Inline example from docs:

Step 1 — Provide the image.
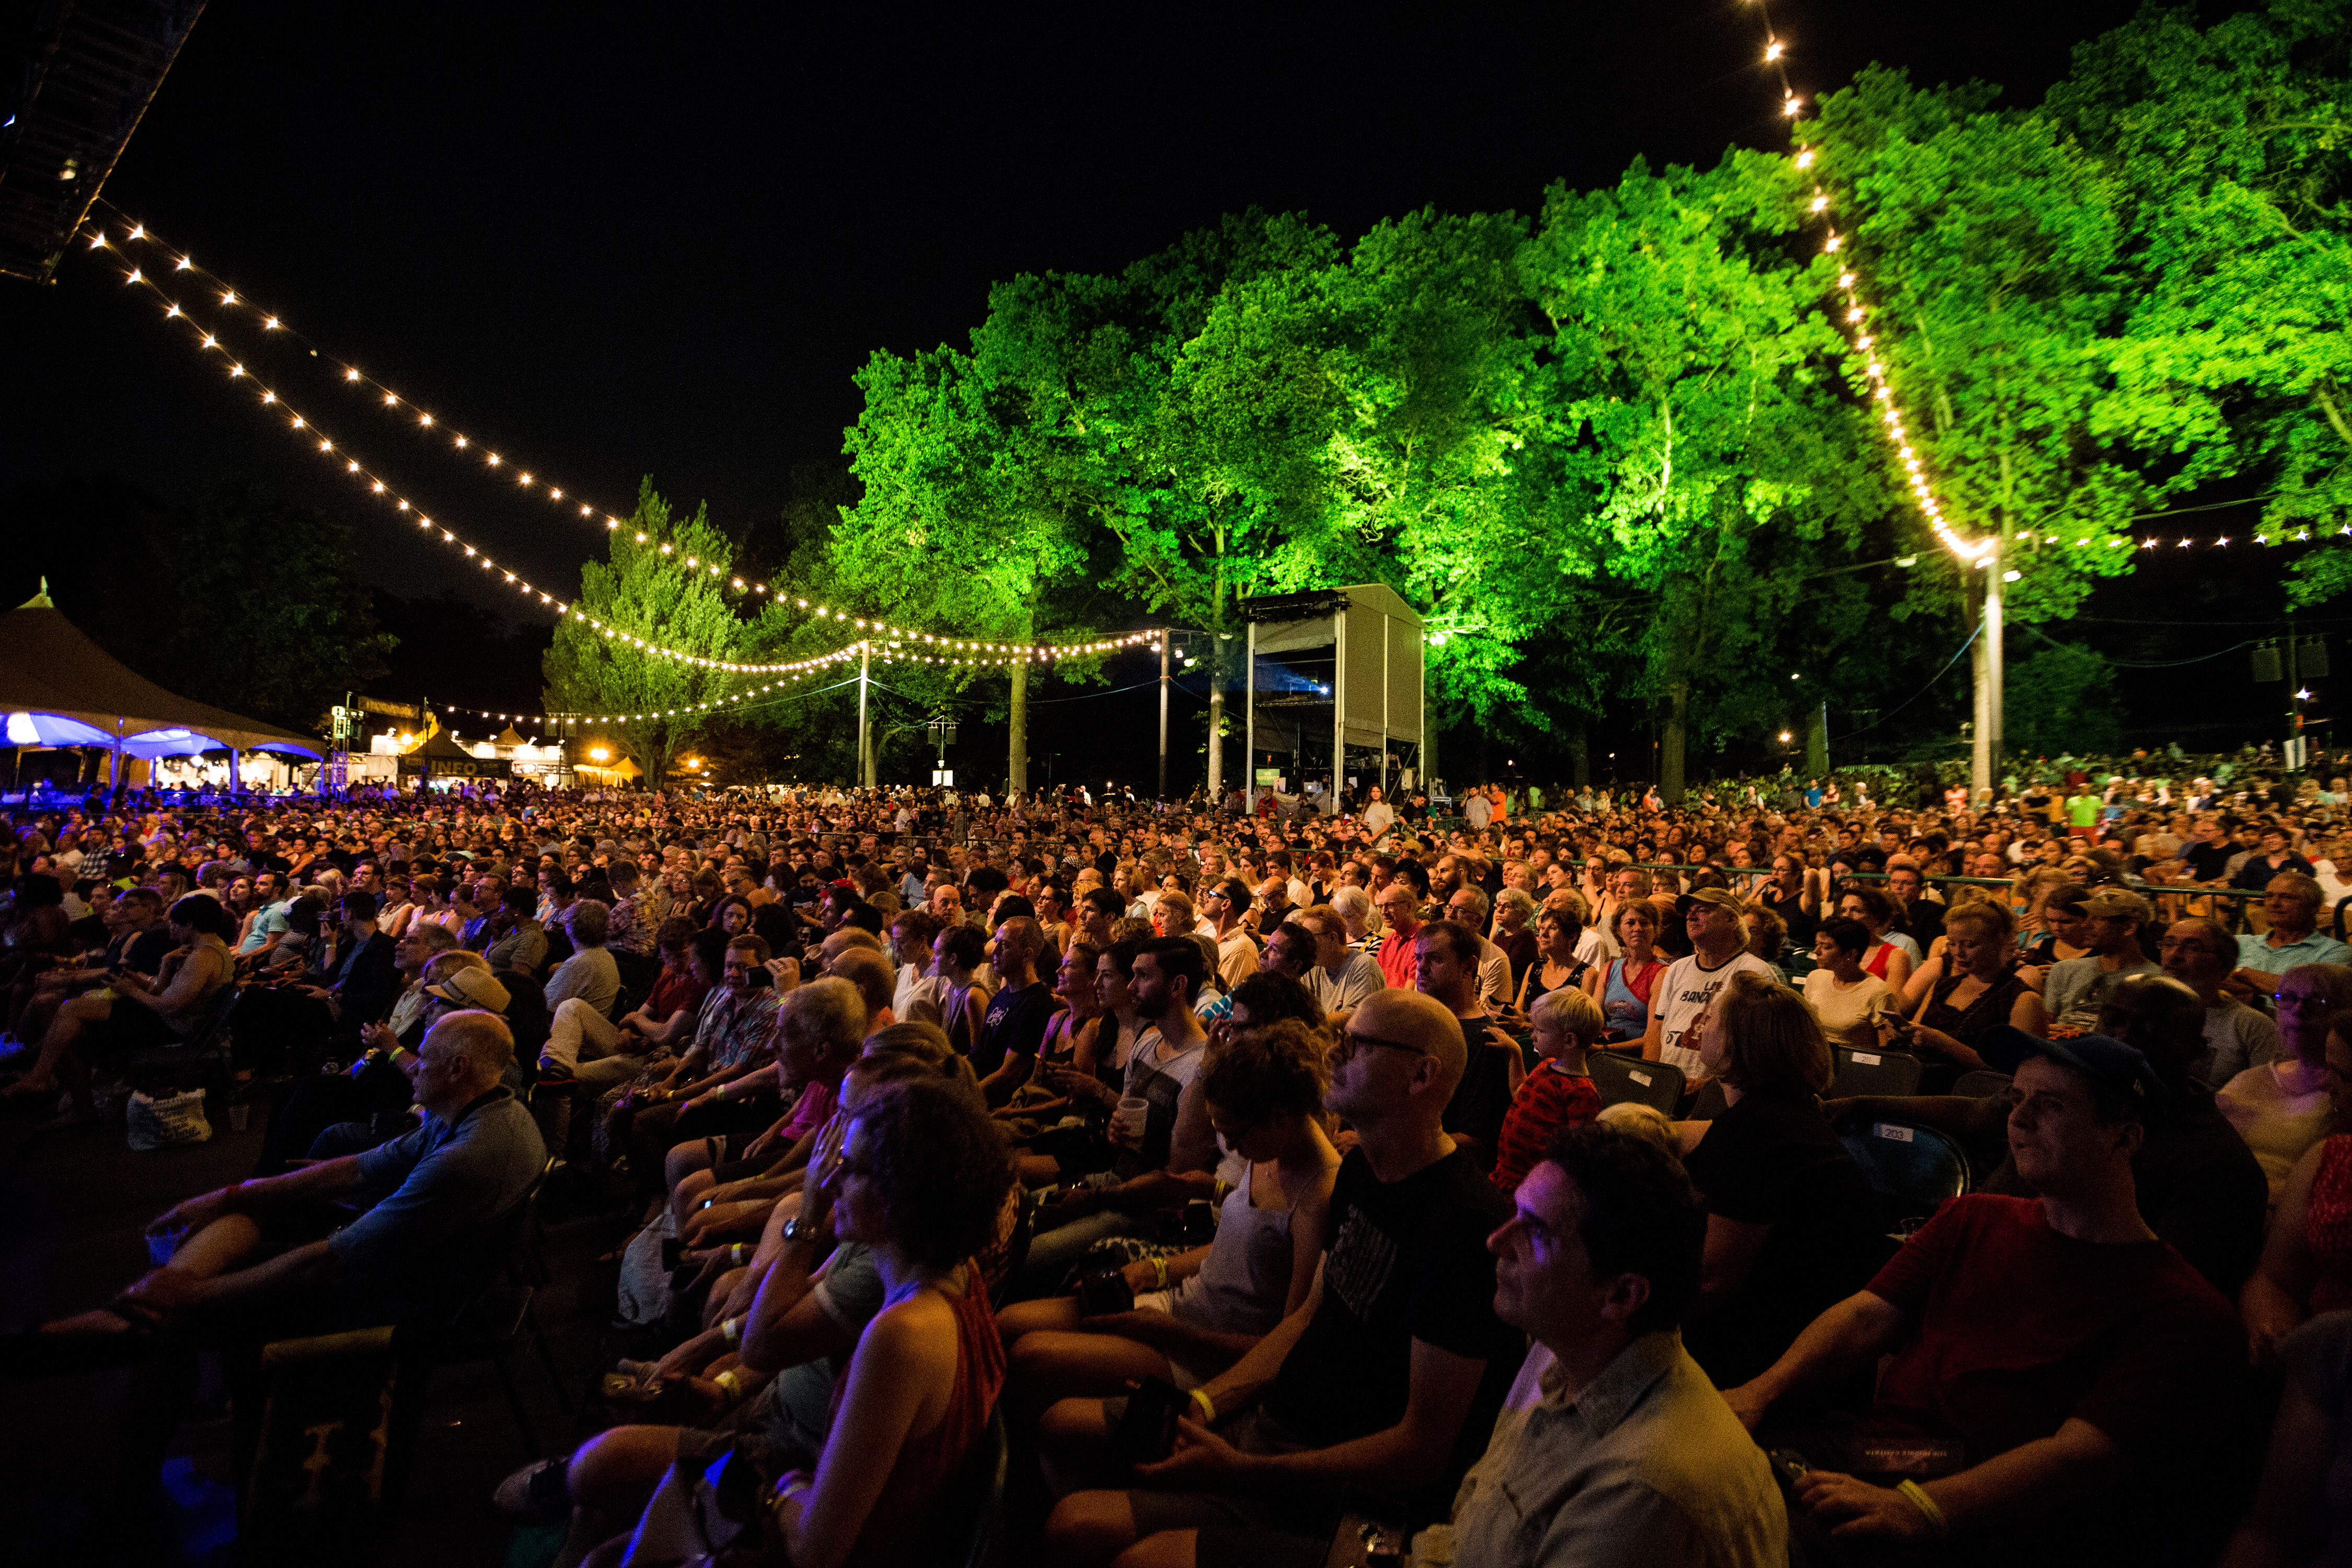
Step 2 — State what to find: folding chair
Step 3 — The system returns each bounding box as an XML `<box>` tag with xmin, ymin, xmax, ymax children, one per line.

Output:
<box><xmin>1588</xmin><ymin>1052</ymin><xmax>1685</xmax><ymax>1117</ymax></box>
<box><xmin>1950</xmin><ymin>1069</ymin><xmax>2014</xmax><ymax>1101</ymax></box>
<box><xmin>1840</xmin><ymin>1120</ymin><xmax>1969</xmax><ymax>1228</ymax></box>
<box><xmin>1828</xmin><ymin>1046</ymin><xmax>1924</xmax><ymax>1099</ymax></box>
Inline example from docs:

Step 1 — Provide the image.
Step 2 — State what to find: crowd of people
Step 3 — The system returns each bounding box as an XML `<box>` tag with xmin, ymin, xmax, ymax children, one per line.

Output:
<box><xmin>7</xmin><ymin>758</ymin><xmax>2352</xmax><ymax>1565</ymax></box>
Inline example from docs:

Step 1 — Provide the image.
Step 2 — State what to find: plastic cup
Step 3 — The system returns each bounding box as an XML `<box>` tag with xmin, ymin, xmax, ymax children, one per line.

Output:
<box><xmin>1115</xmin><ymin>1096</ymin><xmax>1150</xmax><ymax>1148</ymax></box>
<box><xmin>147</xmin><ymin>1226</ymin><xmax>188</xmax><ymax>1267</ymax></box>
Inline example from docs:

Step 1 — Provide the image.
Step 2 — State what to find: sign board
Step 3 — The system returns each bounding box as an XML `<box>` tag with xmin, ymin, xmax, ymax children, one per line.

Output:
<box><xmin>1255</xmin><ymin>768</ymin><xmax>1282</xmax><ymax>786</ymax></box>
<box><xmin>931</xmin><ymin>768</ymin><xmax>955</xmax><ymax>786</ymax></box>
<box><xmin>354</xmin><ymin>696</ymin><xmax>422</xmax><ymax>721</ymax></box>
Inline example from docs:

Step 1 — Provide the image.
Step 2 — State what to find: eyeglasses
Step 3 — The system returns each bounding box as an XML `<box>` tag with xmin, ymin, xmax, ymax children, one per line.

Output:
<box><xmin>2276</xmin><ymin>990</ymin><xmax>2336</xmax><ymax>1011</ymax></box>
<box><xmin>1333</xmin><ymin>1029</ymin><xmax>1431</xmax><ymax>1062</ymax></box>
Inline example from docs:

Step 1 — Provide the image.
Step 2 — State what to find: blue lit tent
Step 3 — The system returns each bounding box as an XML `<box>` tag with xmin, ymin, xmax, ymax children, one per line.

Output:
<box><xmin>0</xmin><ymin>582</ymin><xmax>326</xmax><ymax>782</ymax></box>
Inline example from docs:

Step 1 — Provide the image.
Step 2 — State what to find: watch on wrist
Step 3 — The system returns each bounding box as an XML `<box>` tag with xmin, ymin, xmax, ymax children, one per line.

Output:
<box><xmin>780</xmin><ymin>1215</ymin><xmax>813</xmax><ymax>1243</ymax></box>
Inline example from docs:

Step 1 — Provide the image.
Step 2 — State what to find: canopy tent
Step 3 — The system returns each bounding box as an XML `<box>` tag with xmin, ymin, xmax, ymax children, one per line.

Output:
<box><xmin>396</xmin><ymin>729</ymin><xmax>512</xmax><ymax>780</ymax></box>
<box><xmin>0</xmin><ymin>583</ymin><xmax>327</xmax><ymax>764</ymax></box>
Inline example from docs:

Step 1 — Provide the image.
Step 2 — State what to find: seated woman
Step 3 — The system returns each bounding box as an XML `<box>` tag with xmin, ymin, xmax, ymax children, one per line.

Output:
<box><xmin>1513</xmin><ymin>906</ymin><xmax>1590</xmax><ymax>1020</ymax></box>
<box><xmin>1489</xmin><ymin>986</ymin><xmax>1605</xmax><ymax>1195</ymax></box>
<box><xmin>1007</xmin><ymin>1018</ymin><xmax>1338</xmax><ymax>1417</ymax></box>
<box><xmin>2243</xmin><ymin>1011</ymin><xmax>2352</xmax><ymax>1365</ymax></box>
<box><xmin>1834</xmin><ymin>886</ymin><xmax>1916</xmax><ymax>996</ymax></box>
<box><xmin>518</xmin><ymin>1068</ymin><xmax>1011</xmax><ymax>1568</ymax></box>
<box><xmin>2220</xmin><ymin>964</ymin><xmax>2352</xmax><ymax>1207</ymax></box>
<box><xmin>1898</xmin><ymin>901</ymin><xmax>2046</xmax><ymax>1084</ymax></box>
<box><xmin>4</xmin><ymin>894</ymin><xmax>236</xmax><ymax>1120</ymax></box>
<box><xmin>1800</xmin><ymin>917</ymin><xmax>1895</xmax><ymax>1050</ymax></box>
<box><xmin>1675</xmin><ymin>970</ymin><xmax>1883</xmax><ymax>1389</ymax></box>
<box><xmin>1584</xmin><ymin>900</ymin><xmax>1666</xmax><ymax>1048</ymax></box>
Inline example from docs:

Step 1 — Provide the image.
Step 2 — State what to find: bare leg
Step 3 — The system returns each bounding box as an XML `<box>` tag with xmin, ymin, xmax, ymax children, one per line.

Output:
<box><xmin>670</xmin><ymin>1166</ymin><xmax>717</xmax><ymax>1232</ymax></box>
<box><xmin>555</xmin><ymin>1424</ymin><xmax>684</xmax><ymax>1568</ymax></box>
<box><xmin>1010</xmin><ymin>1329</ymin><xmax>1171</xmax><ymax>1419</ymax></box>
<box><xmin>5</xmin><ymin>993</ymin><xmax>108</xmax><ymax>1097</ymax></box>
<box><xmin>41</xmin><ymin>1214</ymin><xmax>264</xmax><ymax>1333</ymax></box>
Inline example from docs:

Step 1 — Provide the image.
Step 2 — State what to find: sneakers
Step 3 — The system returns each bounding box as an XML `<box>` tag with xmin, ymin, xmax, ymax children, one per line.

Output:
<box><xmin>491</xmin><ymin>1455</ymin><xmax>573</xmax><ymax>1522</ymax></box>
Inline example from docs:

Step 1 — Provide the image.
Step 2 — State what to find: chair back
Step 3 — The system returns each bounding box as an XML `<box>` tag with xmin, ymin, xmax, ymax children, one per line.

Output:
<box><xmin>1840</xmin><ymin>1120</ymin><xmax>1969</xmax><ymax>1219</ymax></box>
<box><xmin>1829</xmin><ymin>1045</ymin><xmax>1924</xmax><ymax>1099</ymax></box>
<box><xmin>1588</xmin><ymin>1051</ymin><xmax>1685</xmax><ymax>1116</ymax></box>
<box><xmin>956</xmin><ymin>1403</ymin><xmax>1011</xmax><ymax>1568</ymax></box>
<box><xmin>1950</xmin><ymin>1068</ymin><xmax>2014</xmax><ymax>1101</ymax></box>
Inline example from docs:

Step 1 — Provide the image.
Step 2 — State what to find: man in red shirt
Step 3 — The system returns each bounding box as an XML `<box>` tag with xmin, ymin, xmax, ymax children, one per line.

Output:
<box><xmin>1373</xmin><ymin>880</ymin><xmax>1423</xmax><ymax>991</ymax></box>
<box><xmin>1722</xmin><ymin>1028</ymin><xmax>2245</xmax><ymax>1567</ymax></box>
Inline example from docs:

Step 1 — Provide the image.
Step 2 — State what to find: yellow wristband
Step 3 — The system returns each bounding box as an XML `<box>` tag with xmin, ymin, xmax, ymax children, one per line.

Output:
<box><xmin>730</xmin><ymin>1243</ymin><xmax>748</xmax><ymax>1266</ymax></box>
<box><xmin>720</xmin><ymin>1316</ymin><xmax>741</xmax><ymax>1345</ymax></box>
<box><xmin>1896</xmin><ymin>1480</ymin><xmax>1948</xmax><ymax>1537</ymax></box>
<box><xmin>1189</xmin><ymin>1388</ymin><xmax>1217</xmax><ymax>1426</ymax></box>
<box><xmin>1151</xmin><ymin>1255</ymin><xmax>1169</xmax><ymax>1289</ymax></box>
<box><xmin>714</xmin><ymin>1370</ymin><xmax>745</xmax><ymax>1406</ymax></box>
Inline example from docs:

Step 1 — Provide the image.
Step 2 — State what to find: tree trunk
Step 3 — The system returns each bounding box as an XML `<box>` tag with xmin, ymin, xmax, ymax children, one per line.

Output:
<box><xmin>1567</xmin><ymin>720</ymin><xmax>1590</xmax><ymax>788</ymax></box>
<box><xmin>1805</xmin><ymin>701</ymin><xmax>1829</xmax><ymax>777</ymax></box>
<box><xmin>1008</xmin><ymin>660</ymin><xmax>1029</xmax><ymax>798</ymax></box>
<box><xmin>1661</xmin><ymin>679</ymin><xmax>1689</xmax><ymax>805</ymax></box>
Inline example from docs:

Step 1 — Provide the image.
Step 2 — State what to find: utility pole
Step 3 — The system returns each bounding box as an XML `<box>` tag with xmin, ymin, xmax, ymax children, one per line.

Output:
<box><xmin>1969</xmin><ymin>539</ymin><xmax>2005</xmax><ymax>803</ymax></box>
<box><xmin>856</xmin><ymin>641</ymin><xmax>872</xmax><ymax>788</ymax></box>
<box><xmin>1158</xmin><ymin>631</ymin><xmax>1170</xmax><ymax>801</ymax></box>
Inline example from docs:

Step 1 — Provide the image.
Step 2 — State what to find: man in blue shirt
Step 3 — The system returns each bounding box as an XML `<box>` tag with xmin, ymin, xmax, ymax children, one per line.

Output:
<box><xmin>113</xmin><ymin>1010</ymin><xmax>545</xmax><ymax>1330</ymax></box>
<box><xmin>2232</xmin><ymin>871</ymin><xmax>2352</xmax><ymax>995</ymax></box>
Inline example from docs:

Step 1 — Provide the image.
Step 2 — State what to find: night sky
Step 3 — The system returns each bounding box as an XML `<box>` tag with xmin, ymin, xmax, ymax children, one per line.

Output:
<box><xmin>2</xmin><ymin>0</ymin><xmax>2293</xmax><ymax>773</ymax></box>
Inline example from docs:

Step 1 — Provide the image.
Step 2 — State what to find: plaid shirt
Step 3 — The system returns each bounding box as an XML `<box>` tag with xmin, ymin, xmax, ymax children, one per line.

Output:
<box><xmin>696</xmin><ymin>985</ymin><xmax>782</xmax><ymax>1073</ymax></box>
<box><xmin>606</xmin><ymin>891</ymin><xmax>655</xmax><ymax>958</ymax></box>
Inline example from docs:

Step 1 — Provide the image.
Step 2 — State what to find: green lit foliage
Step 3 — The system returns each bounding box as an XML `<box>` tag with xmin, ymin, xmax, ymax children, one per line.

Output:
<box><xmin>543</xmin><ymin>478</ymin><xmax>744</xmax><ymax>784</ymax></box>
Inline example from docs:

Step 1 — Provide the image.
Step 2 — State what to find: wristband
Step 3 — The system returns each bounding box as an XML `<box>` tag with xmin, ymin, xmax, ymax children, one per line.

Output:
<box><xmin>1189</xmin><ymin>1388</ymin><xmax>1217</xmax><ymax>1425</ymax></box>
<box><xmin>1151</xmin><ymin>1254</ymin><xmax>1169</xmax><ymax>1289</ymax></box>
<box><xmin>730</xmin><ymin>1243</ymin><xmax>748</xmax><ymax>1266</ymax></box>
<box><xmin>714</xmin><ymin>1369</ymin><xmax>745</xmax><ymax>1406</ymax></box>
<box><xmin>1896</xmin><ymin>1480</ymin><xmax>1947</xmax><ymax>1537</ymax></box>
<box><xmin>720</xmin><ymin>1315</ymin><xmax>742</xmax><ymax>1345</ymax></box>
<box><xmin>715</xmin><ymin>1081</ymin><xmax>730</xmax><ymax>1100</ymax></box>
<box><xmin>776</xmin><ymin>1476</ymin><xmax>811</xmax><ymax>1505</ymax></box>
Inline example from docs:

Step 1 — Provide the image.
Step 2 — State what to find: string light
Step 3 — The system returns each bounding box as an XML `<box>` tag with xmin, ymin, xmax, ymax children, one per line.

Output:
<box><xmin>1749</xmin><ymin>5</ymin><xmax>1990</xmax><ymax>566</ymax></box>
<box><xmin>89</xmin><ymin>207</ymin><xmax>1178</xmax><ymax>653</ymax></box>
<box><xmin>99</xmin><ymin>262</ymin><xmax>883</xmax><ymax>675</ymax></box>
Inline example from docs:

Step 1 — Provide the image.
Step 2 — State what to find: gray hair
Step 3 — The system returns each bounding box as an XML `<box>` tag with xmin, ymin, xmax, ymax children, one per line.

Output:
<box><xmin>1494</xmin><ymin>886</ymin><xmax>1537</xmax><ymax>922</ymax></box>
<box><xmin>568</xmin><ymin>898</ymin><xmax>610</xmax><ymax>946</ymax></box>
<box><xmin>1330</xmin><ymin>885</ymin><xmax>1373</xmax><ymax>921</ymax></box>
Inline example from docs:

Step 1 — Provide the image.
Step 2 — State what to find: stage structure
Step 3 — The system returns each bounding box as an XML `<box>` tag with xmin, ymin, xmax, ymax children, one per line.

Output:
<box><xmin>1240</xmin><ymin>585</ymin><xmax>1425</xmax><ymax>811</ymax></box>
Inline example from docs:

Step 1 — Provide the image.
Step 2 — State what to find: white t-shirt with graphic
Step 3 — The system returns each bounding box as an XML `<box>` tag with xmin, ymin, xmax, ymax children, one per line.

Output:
<box><xmin>1650</xmin><ymin>950</ymin><xmax>1778</xmax><ymax>1076</ymax></box>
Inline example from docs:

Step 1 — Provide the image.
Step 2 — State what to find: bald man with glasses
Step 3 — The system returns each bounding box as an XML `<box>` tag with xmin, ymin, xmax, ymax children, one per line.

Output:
<box><xmin>1047</xmin><ymin>989</ymin><xmax>1520</xmax><ymax>1568</ymax></box>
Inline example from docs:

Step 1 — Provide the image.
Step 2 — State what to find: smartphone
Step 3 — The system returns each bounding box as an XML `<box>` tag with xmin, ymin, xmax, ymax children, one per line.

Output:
<box><xmin>1113</xmin><ymin>1376</ymin><xmax>1187</xmax><ymax>1466</ymax></box>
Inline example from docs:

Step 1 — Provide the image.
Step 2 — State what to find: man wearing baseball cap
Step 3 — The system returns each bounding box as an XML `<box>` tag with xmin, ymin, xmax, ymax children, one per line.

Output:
<box><xmin>1642</xmin><ymin>887</ymin><xmax>1775</xmax><ymax>1077</ymax></box>
<box><xmin>1724</xmin><ymin>1025</ymin><xmax>2245</xmax><ymax>1565</ymax></box>
<box><xmin>2042</xmin><ymin>887</ymin><xmax>2160</xmax><ymax>1030</ymax></box>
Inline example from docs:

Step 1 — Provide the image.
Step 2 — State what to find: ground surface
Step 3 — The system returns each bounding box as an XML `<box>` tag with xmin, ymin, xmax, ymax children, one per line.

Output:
<box><xmin>0</xmin><ymin>1093</ymin><xmax>623</xmax><ymax>1564</ymax></box>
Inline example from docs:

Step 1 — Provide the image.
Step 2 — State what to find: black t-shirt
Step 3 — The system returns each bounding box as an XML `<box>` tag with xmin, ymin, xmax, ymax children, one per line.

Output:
<box><xmin>116</xmin><ymin>926</ymin><xmax>175</xmax><ymax>977</ymax></box>
<box><xmin>2182</xmin><ymin>841</ymin><xmax>2235</xmax><ymax>882</ymax></box>
<box><xmin>1440</xmin><ymin>1014</ymin><xmax>1514</xmax><ymax>1170</ymax></box>
<box><xmin>1759</xmin><ymin>885</ymin><xmax>1817</xmax><ymax>948</ymax></box>
<box><xmin>1680</xmin><ymin>1089</ymin><xmax>1883</xmax><ymax>1388</ymax></box>
<box><xmin>973</xmin><ymin>980</ymin><xmax>1056</xmax><ymax>1078</ymax></box>
<box><xmin>1268</xmin><ymin>1147</ymin><xmax>1519</xmax><ymax>1521</ymax></box>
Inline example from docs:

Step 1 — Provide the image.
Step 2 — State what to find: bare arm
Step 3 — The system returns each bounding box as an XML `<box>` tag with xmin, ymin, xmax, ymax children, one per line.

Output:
<box><xmin>1722</xmin><ymin>1289</ymin><xmax>1911</xmax><ymax>1431</ymax></box>
<box><xmin>775</xmin><ymin>1298</ymin><xmax>959</xmax><ymax>1568</ymax></box>
<box><xmin>2245</xmin><ymin>1140</ymin><xmax>2325</xmax><ymax>1365</ymax></box>
<box><xmin>2221</xmin><ymin>1378</ymin><xmax>2335</xmax><ymax>1568</ymax></box>
<box><xmin>1689</xmin><ymin>1215</ymin><xmax>1773</xmax><ymax>1318</ymax></box>
<box><xmin>1146</xmin><ymin>1334</ymin><xmax>1494</xmax><ymax>1499</ymax></box>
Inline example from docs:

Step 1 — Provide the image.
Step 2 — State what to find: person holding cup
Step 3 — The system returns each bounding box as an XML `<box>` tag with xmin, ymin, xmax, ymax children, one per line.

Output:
<box><xmin>1020</xmin><ymin>937</ymin><xmax>1214</xmax><ymax>1292</ymax></box>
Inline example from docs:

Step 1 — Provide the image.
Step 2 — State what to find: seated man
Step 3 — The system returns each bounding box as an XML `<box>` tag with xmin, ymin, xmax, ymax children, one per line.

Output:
<box><xmin>60</xmin><ymin>1010</ymin><xmax>544</xmax><ymax>1342</ymax></box>
<box><xmin>1453</xmin><ymin>1121</ymin><xmax>1786</xmax><ymax>1566</ymax></box>
<box><xmin>1044</xmin><ymin>988</ymin><xmax>1523</xmax><ymax>1568</ymax></box>
<box><xmin>2230</xmin><ymin>871</ymin><xmax>2352</xmax><ymax>998</ymax></box>
<box><xmin>1726</xmin><ymin>1029</ymin><xmax>2247</xmax><ymax>1567</ymax></box>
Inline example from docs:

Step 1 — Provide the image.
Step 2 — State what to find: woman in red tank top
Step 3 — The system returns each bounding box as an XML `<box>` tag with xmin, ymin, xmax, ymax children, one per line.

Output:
<box><xmin>767</xmin><ymin>1078</ymin><xmax>1009</xmax><ymax>1568</ymax></box>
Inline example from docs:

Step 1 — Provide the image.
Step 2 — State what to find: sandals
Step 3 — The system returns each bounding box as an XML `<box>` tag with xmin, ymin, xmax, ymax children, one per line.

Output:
<box><xmin>492</xmin><ymin>1455</ymin><xmax>573</xmax><ymax>1521</ymax></box>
